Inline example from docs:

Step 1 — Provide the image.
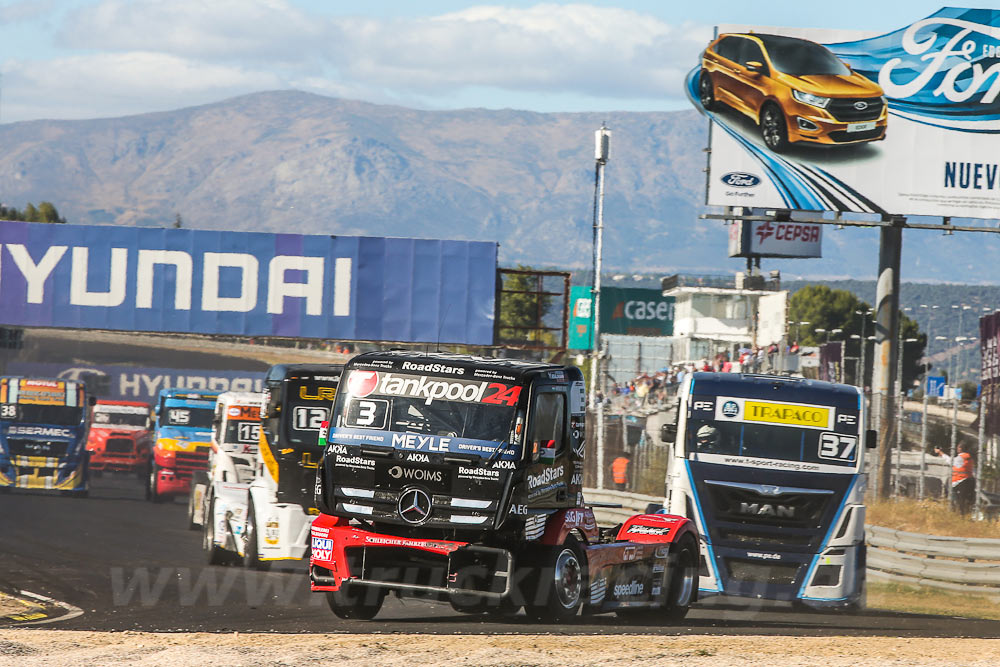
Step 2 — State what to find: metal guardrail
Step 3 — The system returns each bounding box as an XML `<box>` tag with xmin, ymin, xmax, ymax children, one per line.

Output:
<box><xmin>866</xmin><ymin>525</ymin><xmax>1000</xmax><ymax>596</ymax></box>
<box><xmin>587</xmin><ymin>488</ymin><xmax>1000</xmax><ymax>597</ymax></box>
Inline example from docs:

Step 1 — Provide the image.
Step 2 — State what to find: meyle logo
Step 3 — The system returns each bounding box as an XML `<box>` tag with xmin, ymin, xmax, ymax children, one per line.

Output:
<box><xmin>722</xmin><ymin>172</ymin><xmax>761</xmax><ymax>188</ymax></box>
<box><xmin>7</xmin><ymin>426</ymin><xmax>73</xmax><ymax>438</ymax></box>
<box><xmin>388</xmin><ymin>465</ymin><xmax>443</xmax><ymax>483</ymax></box>
<box><xmin>527</xmin><ymin>465</ymin><xmax>564</xmax><ymax>489</ymax></box>
<box><xmin>614</xmin><ymin>581</ymin><xmax>644</xmax><ymax>597</ymax></box>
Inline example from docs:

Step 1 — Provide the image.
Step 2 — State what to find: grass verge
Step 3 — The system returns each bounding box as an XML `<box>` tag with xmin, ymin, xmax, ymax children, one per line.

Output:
<box><xmin>869</xmin><ymin>581</ymin><xmax>1000</xmax><ymax>620</ymax></box>
<box><xmin>867</xmin><ymin>497</ymin><xmax>1000</xmax><ymax>538</ymax></box>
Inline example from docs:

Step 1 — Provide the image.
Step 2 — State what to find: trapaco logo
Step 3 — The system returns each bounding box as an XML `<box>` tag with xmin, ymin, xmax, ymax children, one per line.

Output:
<box><xmin>721</xmin><ymin>172</ymin><xmax>761</xmax><ymax>188</ymax></box>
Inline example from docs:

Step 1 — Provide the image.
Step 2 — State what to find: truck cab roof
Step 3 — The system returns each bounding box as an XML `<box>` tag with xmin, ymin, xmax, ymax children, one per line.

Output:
<box><xmin>345</xmin><ymin>351</ymin><xmax>573</xmax><ymax>385</ymax></box>
<box><xmin>265</xmin><ymin>364</ymin><xmax>344</xmax><ymax>382</ymax></box>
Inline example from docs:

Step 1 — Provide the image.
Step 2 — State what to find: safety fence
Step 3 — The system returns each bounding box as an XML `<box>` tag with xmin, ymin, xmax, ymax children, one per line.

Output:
<box><xmin>585</xmin><ymin>488</ymin><xmax>1000</xmax><ymax>599</ymax></box>
<box><xmin>866</xmin><ymin>525</ymin><xmax>1000</xmax><ymax>597</ymax></box>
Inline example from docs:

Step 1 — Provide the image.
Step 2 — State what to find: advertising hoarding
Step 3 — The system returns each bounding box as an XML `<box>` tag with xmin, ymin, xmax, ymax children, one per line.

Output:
<box><xmin>567</xmin><ymin>286</ymin><xmax>675</xmax><ymax>351</ymax></box>
<box><xmin>727</xmin><ymin>218</ymin><xmax>822</xmax><ymax>258</ymax></box>
<box><xmin>981</xmin><ymin>312</ymin><xmax>1000</xmax><ymax>435</ymax></box>
<box><xmin>691</xmin><ymin>8</ymin><xmax>1000</xmax><ymax>218</ymax></box>
<box><xmin>0</xmin><ymin>221</ymin><xmax>496</xmax><ymax>345</ymax></box>
<box><xmin>6</xmin><ymin>361</ymin><xmax>264</xmax><ymax>402</ymax></box>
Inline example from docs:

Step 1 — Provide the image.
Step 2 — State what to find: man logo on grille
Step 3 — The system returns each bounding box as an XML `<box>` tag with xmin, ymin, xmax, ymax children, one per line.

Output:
<box><xmin>397</xmin><ymin>487</ymin><xmax>432</xmax><ymax>525</ymax></box>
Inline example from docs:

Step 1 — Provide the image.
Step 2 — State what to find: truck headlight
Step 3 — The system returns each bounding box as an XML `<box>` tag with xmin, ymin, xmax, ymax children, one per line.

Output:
<box><xmin>792</xmin><ymin>90</ymin><xmax>831</xmax><ymax>109</ymax></box>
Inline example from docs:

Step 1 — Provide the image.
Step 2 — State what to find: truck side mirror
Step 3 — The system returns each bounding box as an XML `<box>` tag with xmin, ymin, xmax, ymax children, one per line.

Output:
<box><xmin>660</xmin><ymin>423</ymin><xmax>677</xmax><ymax>443</ymax></box>
<box><xmin>865</xmin><ymin>429</ymin><xmax>877</xmax><ymax>449</ymax></box>
<box><xmin>88</xmin><ymin>396</ymin><xmax>97</xmax><ymax>406</ymax></box>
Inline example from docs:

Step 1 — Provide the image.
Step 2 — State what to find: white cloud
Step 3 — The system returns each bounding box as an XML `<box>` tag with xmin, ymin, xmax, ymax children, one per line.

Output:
<box><xmin>59</xmin><ymin>0</ymin><xmax>327</xmax><ymax>62</ymax></box>
<box><xmin>3</xmin><ymin>2</ymin><xmax>711</xmax><ymax>121</ymax></box>
<box><xmin>6</xmin><ymin>52</ymin><xmax>283</xmax><ymax>120</ymax></box>
<box><xmin>0</xmin><ymin>0</ymin><xmax>54</xmax><ymax>24</ymax></box>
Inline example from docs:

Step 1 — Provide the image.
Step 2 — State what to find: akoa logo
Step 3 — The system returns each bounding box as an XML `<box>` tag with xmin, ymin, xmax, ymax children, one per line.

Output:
<box><xmin>721</xmin><ymin>172</ymin><xmax>761</xmax><ymax>188</ymax></box>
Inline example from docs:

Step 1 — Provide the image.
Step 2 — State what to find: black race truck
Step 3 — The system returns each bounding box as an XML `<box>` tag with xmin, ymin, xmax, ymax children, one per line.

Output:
<box><xmin>309</xmin><ymin>351</ymin><xmax>699</xmax><ymax>621</ymax></box>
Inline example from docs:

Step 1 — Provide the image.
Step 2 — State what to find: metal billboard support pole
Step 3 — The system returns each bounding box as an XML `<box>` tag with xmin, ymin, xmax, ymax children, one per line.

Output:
<box><xmin>872</xmin><ymin>221</ymin><xmax>903</xmax><ymax>499</ymax></box>
<box><xmin>919</xmin><ymin>376</ymin><xmax>930</xmax><ymax>499</ymax></box>
<box><xmin>977</xmin><ymin>397</ymin><xmax>986</xmax><ymax>518</ymax></box>
<box><xmin>591</xmin><ymin>125</ymin><xmax>610</xmax><ymax>489</ymax></box>
<box><xmin>949</xmin><ymin>391</ymin><xmax>958</xmax><ymax>502</ymax></box>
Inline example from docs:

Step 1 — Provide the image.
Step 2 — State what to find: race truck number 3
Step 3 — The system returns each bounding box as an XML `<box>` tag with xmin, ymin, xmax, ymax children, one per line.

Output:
<box><xmin>293</xmin><ymin>406</ymin><xmax>328</xmax><ymax>431</ymax></box>
<box><xmin>344</xmin><ymin>399</ymin><xmax>389</xmax><ymax>429</ymax></box>
<box><xmin>818</xmin><ymin>432</ymin><xmax>857</xmax><ymax>462</ymax></box>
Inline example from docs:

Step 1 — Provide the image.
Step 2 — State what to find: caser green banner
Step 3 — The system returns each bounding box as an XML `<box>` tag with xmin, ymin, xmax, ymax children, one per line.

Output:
<box><xmin>568</xmin><ymin>286</ymin><xmax>674</xmax><ymax>350</ymax></box>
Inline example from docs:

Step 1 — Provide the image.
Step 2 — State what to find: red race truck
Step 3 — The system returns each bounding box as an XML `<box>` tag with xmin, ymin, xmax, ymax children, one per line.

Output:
<box><xmin>86</xmin><ymin>400</ymin><xmax>152</xmax><ymax>477</ymax></box>
<box><xmin>310</xmin><ymin>352</ymin><xmax>699</xmax><ymax>621</ymax></box>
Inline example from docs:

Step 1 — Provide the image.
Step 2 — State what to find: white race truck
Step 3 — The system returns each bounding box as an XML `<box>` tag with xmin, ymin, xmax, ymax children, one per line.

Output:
<box><xmin>189</xmin><ymin>391</ymin><xmax>263</xmax><ymax>563</ymax></box>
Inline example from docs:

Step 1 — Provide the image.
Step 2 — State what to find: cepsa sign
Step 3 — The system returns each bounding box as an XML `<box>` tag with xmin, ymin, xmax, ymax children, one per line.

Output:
<box><xmin>0</xmin><ymin>220</ymin><xmax>497</xmax><ymax>344</ymax></box>
<box><xmin>728</xmin><ymin>218</ymin><xmax>822</xmax><ymax>258</ymax></box>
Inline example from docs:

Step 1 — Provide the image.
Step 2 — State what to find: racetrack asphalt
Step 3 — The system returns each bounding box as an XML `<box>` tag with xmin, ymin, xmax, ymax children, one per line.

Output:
<box><xmin>1</xmin><ymin>335</ymin><xmax>998</xmax><ymax>637</ymax></box>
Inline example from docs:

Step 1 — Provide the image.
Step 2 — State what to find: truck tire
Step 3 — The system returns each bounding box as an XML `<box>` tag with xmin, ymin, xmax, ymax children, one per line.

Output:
<box><xmin>187</xmin><ymin>473</ymin><xmax>208</xmax><ymax>530</ymax></box>
<box><xmin>662</xmin><ymin>534</ymin><xmax>699</xmax><ymax>621</ymax></box>
<box><xmin>205</xmin><ymin>497</ymin><xmax>229</xmax><ymax>566</ymax></box>
<box><xmin>243</xmin><ymin>500</ymin><xmax>271</xmax><ymax>572</ymax></box>
<box><xmin>147</xmin><ymin>463</ymin><xmax>164</xmax><ymax>504</ymax></box>
<box><xmin>524</xmin><ymin>535</ymin><xmax>586</xmax><ymax>623</ymax></box>
<box><xmin>326</xmin><ymin>584</ymin><xmax>385</xmax><ymax>620</ymax></box>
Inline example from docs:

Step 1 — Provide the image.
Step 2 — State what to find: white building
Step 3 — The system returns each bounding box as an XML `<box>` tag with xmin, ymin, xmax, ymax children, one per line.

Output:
<box><xmin>661</xmin><ymin>273</ymin><xmax>788</xmax><ymax>364</ymax></box>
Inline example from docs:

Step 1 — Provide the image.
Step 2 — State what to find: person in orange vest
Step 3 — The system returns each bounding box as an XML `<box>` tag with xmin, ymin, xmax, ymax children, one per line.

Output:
<box><xmin>935</xmin><ymin>442</ymin><xmax>975</xmax><ymax>515</ymax></box>
<box><xmin>611</xmin><ymin>455</ymin><xmax>630</xmax><ymax>491</ymax></box>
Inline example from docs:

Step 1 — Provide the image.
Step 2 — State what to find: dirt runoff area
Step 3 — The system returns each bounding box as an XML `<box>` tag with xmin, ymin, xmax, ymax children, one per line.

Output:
<box><xmin>1</xmin><ymin>631</ymin><xmax>999</xmax><ymax>666</ymax></box>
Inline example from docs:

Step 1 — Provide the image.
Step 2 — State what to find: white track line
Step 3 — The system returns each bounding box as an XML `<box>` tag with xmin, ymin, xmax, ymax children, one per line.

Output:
<box><xmin>14</xmin><ymin>590</ymin><xmax>84</xmax><ymax>625</ymax></box>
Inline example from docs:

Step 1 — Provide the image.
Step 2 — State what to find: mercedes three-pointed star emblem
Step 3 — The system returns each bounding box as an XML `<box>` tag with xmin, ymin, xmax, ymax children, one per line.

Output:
<box><xmin>397</xmin><ymin>487</ymin><xmax>432</xmax><ymax>525</ymax></box>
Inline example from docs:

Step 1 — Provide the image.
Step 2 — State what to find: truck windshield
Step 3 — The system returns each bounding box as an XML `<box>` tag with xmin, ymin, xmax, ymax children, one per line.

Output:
<box><xmin>284</xmin><ymin>379</ymin><xmax>337</xmax><ymax>446</ymax></box>
<box><xmin>92</xmin><ymin>408</ymin><xmax>148</xmax><ymax>428</ymax></box>
<box><xmin>161</xmin><ymin>404</ymin><xmax>214</xmax><ymax>429</ymax></box>
<box><xmin>1</xmin><ymin>403</ymin><xmax>83</xmax><ymax>426</ymax></box>
<box><xmin>686</xmin><ymin>418</ymin><xmax>860</xmax><ymax>470</ymax></box>
<box><xmin>338</xmin><ymin>371</ymin><xmax>519</xmax><ymax>444</ymax></box>
<box><xmin>224</xmin><ymin>419</ymin><xmax>261</xmax><ymax>446</ymax></box>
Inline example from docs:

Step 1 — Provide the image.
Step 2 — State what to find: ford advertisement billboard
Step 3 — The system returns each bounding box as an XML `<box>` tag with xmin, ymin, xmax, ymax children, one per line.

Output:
<box><xmin>692</xmin><ymin>7</ymin><xmax>1000</xmax><ymax>218</ymax></box>
<box><xmin>0</xmin><ymin>221</ymin><xmax>497</xmax><ymax>345</ymax></box>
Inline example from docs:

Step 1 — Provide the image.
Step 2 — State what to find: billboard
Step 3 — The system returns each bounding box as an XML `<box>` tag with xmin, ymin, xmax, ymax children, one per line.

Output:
<box><xmin>567</xmin><ymin>287</ymin><xmax>675</xmax><ymax>350</ymax></box>
<box><xmin>691</xmin><ymin>8</ymin><xmax>1000</xmax><ymax>218</ymax></box>
<box><xmin>6</xmin><ymin>361</ymin><xmax>265</xmax><ymax>403</ymax></box>
<box><xmin>0</xmin><ymin>221</ymin><xmax>496</xmax><ymax>345</ymax></box>
<box><xmin>727</xmin><ymin>218</ymin><xmax>822</xmax><ymax>258</ymax></box>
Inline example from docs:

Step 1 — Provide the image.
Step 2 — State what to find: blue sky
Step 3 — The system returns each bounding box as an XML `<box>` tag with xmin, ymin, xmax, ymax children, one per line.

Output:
<box><xmin>0</xmin><ymin>1</ymin><xmax>972</xmax><ymax>122</ymax></box>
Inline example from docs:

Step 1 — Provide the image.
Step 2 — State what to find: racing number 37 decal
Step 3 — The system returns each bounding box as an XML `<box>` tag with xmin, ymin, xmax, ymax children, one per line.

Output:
<box><xmin>818</xmin><ymin>433</ymin><xmax>857</xmax><ymax>462</ymax></box>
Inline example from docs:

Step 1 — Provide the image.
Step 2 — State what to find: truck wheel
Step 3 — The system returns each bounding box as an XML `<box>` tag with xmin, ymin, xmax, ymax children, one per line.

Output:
<box><xmin>148</xmin><ymin>463</ymin><xmax>164</xmax><ymax>504</ymax></box>
<box><xmin>326</xmin><ymin>584</ymin><xmax>385</xmax><ymax>620</ymax></box>
<box><xmin>663</xmin><ymin>535</ymin><xmax>699</xmax><ymax>621</ymax></box>
<box><xmin>243</xmin><ymin>500</ymin><xmax>271</xmax><ymax>572</ymax></box>
<box><xmin>205</xmin><ymin>497</ymin><xmax>228</xmax><ymax>566</ymax></box>
<box><xmin>524</xmin><ymin>536</ymin><xmax>586</xmax><ymax>623</ymax></box>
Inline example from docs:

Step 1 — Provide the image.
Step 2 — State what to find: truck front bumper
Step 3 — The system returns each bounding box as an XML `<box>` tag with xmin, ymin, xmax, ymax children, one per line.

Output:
<box><xmin>309</xmin><ymin>514</ymin><xmax>513</xmax><ymax>600</ymax></box>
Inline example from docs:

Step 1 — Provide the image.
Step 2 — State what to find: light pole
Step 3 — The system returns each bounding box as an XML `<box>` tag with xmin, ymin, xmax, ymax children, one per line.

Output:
<box><xmin>855</xmin><ymin>308</ymin><xmax>873</xmax><ymax>388</ymax></box>
<box><xmin>916</xmin><ymin>305</ymin><xmax>937</xmax><ymax>500</ymax></box>
<box><xmin>894</xmin><ymin>334</ymin><xmax>919</xmax><ymax>496</ymax></box>
<box><xmin>830</xmin><ymin>328</ymin><xmax>844</xmax><ymax>382</ymax></box>
<box><xmin>590</xmin><ymin>124</ymin><xmax>610</xmax><ymax>488</ymax></box>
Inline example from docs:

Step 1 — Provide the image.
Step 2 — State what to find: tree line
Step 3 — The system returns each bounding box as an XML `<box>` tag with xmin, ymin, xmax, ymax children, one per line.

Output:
<box><xmin>0</xmin><ymin>201</ymin><xmax>67</xmax><ymax>224</ymax></box>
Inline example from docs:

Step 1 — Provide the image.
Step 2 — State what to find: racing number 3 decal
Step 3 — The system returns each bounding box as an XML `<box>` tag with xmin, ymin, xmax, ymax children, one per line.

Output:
<box><xmin>482</xmin><ymin>383</ymin><xmax>521</xmax><ymax>406</ymax></box>
<box><xmin>818</xmin><ymin>432</ymin><xmax>857</xmax><ymax>462</ymax></box>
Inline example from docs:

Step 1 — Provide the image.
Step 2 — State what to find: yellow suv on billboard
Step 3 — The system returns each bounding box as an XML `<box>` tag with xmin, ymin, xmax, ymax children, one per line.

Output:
<box><xmin>699</xmin><ymin>33</ymin><xmax>887</xmax><ymax>152</ymax></box>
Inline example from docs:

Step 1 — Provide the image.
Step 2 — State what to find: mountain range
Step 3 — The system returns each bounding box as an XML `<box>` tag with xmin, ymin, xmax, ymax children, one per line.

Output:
<box><xmin>0</xmin><ymin>90</ymin><xmax>997</xmax><ymax>283</ymax></box>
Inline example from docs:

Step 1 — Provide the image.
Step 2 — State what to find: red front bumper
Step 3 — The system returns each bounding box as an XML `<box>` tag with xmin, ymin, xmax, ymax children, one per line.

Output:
<box><xmin>89</xmin><ymin>451</ymin><xmax>147</xmax><ymax>472</ymax></box>
<box><xmin>308</xmin><ymin>514</ymin><xmax>511</xmax><ymax>599</ymax></box>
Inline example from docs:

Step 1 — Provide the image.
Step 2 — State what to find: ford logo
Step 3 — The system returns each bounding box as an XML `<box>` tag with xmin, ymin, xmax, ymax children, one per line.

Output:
<box><xmin>854</xmin><ymin>101</ymin><xmax>868</xmax><ymax>110</ymax></box>
<box><xmin>721</xmin><ymin>172</ymin><xmax>761</xmax><ymax>188</ymax></box>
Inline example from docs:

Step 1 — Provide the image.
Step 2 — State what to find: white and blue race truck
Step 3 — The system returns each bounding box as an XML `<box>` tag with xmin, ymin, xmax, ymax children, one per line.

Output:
<box><xmin>659</xmin><ymin>372</ymin><xmax>875</xmax><ymax>610</ymax></box>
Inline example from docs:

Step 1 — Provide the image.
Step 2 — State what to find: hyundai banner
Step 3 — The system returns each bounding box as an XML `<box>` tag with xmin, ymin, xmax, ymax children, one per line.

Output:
<box><xmin>0</xmin><ymin>221</ymin><xmax>497</xmax><ymax>345</ymax></box>
<box><xmin>5</xmin><ymin>361</ymin><xmax>265</xmax><ymax>403</ymax></box>
<box><xmin>692</xmin><ymin>8</ymin><xmax>1000</xmax><ymax>218</ymax></box>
